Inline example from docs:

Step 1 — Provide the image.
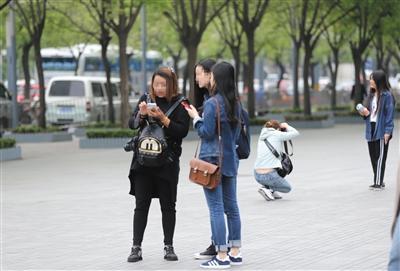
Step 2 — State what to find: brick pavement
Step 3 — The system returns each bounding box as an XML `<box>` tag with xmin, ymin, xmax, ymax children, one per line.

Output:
<box><xmin>1</xmin><ymin>122</ymin><xmax>399</xmax><ymax>270</ymax></box>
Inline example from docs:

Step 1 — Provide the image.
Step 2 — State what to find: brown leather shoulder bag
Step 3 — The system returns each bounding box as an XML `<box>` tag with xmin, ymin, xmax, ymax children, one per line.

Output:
<box><xmin>189</xmin><ymin>98</ymin><xmax>222</xmax><ymax>189</ymax></box>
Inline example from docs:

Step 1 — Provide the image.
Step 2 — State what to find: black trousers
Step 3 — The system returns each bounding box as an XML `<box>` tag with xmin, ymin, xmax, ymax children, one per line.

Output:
<box><xmin>132</xmin><ymin>171</ymin><xmax>176</xmax><ymax>246</ymax></box>
<box><xmin>368</xmin><ymin>123</ymin><xmax>390</xmax><ymax>185</ymax></box>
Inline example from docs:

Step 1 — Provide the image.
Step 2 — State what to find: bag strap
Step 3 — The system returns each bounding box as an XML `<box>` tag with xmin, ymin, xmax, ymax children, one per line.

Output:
<box><xmin>193</xmin><ymin>97</ymin><xmax>223</xmax><ymax>168</ymax></box>
<box><xmin>283</xmin><ymin>140</ymin><xmax>293</xmax><ymax>156</ymax></box>
<box><xmin>165</xmin><ymin>96</ymin><xmax>185</xmax><ymax>117</ymax></box>
<box><xmin>265</xmin><ymin>138</ymin><xmax>294</xmax><ymax>158</ymax></box>
<box><xmin>263</xmin><ymin>138</ymin><xmax>280</xmax><ymax>158</ymax></box>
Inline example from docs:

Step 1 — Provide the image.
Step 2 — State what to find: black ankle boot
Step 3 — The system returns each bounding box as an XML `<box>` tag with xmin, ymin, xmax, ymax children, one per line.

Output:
<box><xmin>127</xmin><ymin>246</ymin><xmax>143</xmax><ymax>262</ymax></box>
<box><xmin>164</xmin><ymin>245</ymin><xmax>178</xmax><ymax>261</ymax></box>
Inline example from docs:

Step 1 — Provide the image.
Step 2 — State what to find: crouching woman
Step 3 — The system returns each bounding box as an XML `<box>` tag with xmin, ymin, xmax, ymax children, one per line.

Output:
<box><xmin>254</xmin><ymin>120</ymin><xmax>299</xmax><ymax>201</ymax></box>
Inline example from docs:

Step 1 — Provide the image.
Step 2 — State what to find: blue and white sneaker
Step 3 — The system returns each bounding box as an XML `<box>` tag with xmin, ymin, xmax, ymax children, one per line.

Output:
<box><xmin>228</xmin><ymin>251</ymin><xmax>242</xmax><ymax>265</ymax></box>
<box><xmin>200</xmin><ymin>255</ymin><xmax>230</xmax><ymax>269</ymax></box>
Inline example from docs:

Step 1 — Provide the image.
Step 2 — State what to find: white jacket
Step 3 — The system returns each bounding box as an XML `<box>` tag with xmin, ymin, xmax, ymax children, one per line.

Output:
<box><xmin>254</xmin><ymin>125</ymin><xmax>300</xmax><ymax>170</ymax></box>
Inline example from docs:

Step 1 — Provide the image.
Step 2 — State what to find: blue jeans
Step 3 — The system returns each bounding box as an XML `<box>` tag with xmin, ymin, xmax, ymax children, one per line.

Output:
<box><xmin>254</xmin><ymin>170</ymin><xmax>292</xmax><ymax>193</ymax></box>
<box><xmin>203</xmin><ymin>175</ymin><xmax>241</xmax><ymax>252</ymax></box>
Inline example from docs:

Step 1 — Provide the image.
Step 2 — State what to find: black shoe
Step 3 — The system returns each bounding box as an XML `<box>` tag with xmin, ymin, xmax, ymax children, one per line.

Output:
<box><xmin>382</xmin><ymin>182</ymin><xmax>385</xmax><ymax>188</ymax></box>
<box><xmin>127</xmin><ymin>246</ymin><xmax>142</xmax><ymax>262</ymax></box>
<box><xmin>194</xmin><ymin>243</ymin><xmax>217</xmax><ymax>260</ymax></box>
<box><xmin>164</xmin><ymin>245</ymin><xmax>178</xmax><ymax>261</ymax></box>
<box><xmin>369</xmin><ymin>184</ymin><xmax>383</xmax><ymax>190</ymax></box>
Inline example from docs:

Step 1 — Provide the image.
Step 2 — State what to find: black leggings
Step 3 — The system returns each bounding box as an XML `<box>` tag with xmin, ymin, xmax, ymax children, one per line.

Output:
<box><xmin>368</xmin><ymin>123</ymin><xmax>390</xmax><ymax>185</ymax></box>
<box><xmin>132</xmin><ymin>171</ymin><xmax>176</xmax><ymax>246</ymax></box>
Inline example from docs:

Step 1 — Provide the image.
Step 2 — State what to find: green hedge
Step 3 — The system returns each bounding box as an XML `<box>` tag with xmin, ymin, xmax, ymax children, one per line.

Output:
<box><xmin>86</xmin><ymin>128</ymin><xmax>138</xmax><ymax>138</ymax></box>
<box><xmin>0</xmin><ymin>138</ymin><xmax>16</xmax><ymax>149</ymax></box>
<box><xmin>82</xmin><ymin>122</ymin><xmax>122</xmax><ymax>129</ymax></box>
<box><xmin>284</xmin><ymin>114</ymin><xmax>329</xmax><ymax>121</ymax></box>
<box><xmin>333</xmin><ymin>111</ymin><xmax>359</xmax><ymax>117</ymax></box>
<box><xmin>249</xmin><ymin>118</ymin><xmax>269</xmax><ymax>126</ymax></box>
<box><xmin>315</xmin><ymin>105</ymin><xmax>352</xmax><ymax>112</ymax></box>
<box><xmin>12</xmin><ymin>125</ymin><xmax>61</xmax><ymax>133</ymax></box>
<box><xmin>269</xmin><ymin>107</ymin><xmax>303</xmax><ymax>114</ymax></box>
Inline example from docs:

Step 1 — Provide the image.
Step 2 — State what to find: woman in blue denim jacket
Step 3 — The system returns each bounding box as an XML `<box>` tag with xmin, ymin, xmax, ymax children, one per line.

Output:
<box><xmin>186</xmin><ymin>61</ymin><xmax>242</xmax><ymax>269</ymax></box>
<box><xmin>358</xmin><ymin>70</ymin><xmax>395</xmax><ymax>190</ymax></box>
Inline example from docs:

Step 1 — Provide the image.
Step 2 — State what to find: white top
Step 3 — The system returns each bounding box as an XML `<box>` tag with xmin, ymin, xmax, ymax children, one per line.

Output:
<box><xmin>254</xmin><ymin>125</ymin><xmax>300</xmax><ymax>169</ymax></box>
<box><xmin>370</xmin><ymin>95</ymin><xmax>378</xmax><ymax>122</ymax></box>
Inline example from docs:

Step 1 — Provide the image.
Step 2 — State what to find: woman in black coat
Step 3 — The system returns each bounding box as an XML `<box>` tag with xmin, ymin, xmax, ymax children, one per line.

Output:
<box><xmin>127</xmin><ymin>67</ymin><xmax>190</xmax><ymax>263</ymax></box>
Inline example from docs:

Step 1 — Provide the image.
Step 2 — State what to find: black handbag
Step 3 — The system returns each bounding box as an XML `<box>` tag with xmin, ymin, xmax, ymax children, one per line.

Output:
<box><xmin>236</xmin><ymin>102</ymin><xmax>251</xmax><ymax>159</ymax></box>
<box><xmin>264</xmin><ymin>138</ymin><xmax>293</xmax><ymax>177</ymax></box>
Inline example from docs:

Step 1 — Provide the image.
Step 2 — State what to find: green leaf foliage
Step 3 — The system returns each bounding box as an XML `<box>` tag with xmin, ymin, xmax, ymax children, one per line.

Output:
<box><xmin>12</xmin><ymin>125</ymin><xmax>61</xmax><ymax>133</ymax></box>
<box><xmin>86</xmin><ymin>128</ymin><xmax>137</xmax><ymax>138</ymax></box>
<box><xmin>0</xmin><ymin>138</ymin><xmax>17</xmax><ymax>149</ymax></box>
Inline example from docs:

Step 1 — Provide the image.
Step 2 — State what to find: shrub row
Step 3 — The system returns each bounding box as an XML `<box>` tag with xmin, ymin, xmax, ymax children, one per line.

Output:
<box><xmin>0</xmin><ymin>138</ymin><xmax>16</xmax><ymax>149</ymax></box>
<box><xmin>86</xmin><ymin>128</ymin><xmax>138</xmax><ymax>138</ymax></box>
<box><xmin>12</xmin><ymin>125</ymin><xmax>61</xmax><ymax>133</ymax></box>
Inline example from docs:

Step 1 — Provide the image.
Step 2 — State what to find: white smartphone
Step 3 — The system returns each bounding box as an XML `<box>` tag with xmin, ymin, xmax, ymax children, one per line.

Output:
<box><xmin>147</xmin><ymin>102</ymin><xmax>157</xmax><ymax>109</ymax></box>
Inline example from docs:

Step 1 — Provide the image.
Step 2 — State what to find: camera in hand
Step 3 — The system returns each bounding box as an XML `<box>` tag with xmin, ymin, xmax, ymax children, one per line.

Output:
<box><xmin>124</xmin><ymin>136</ymin><xmax>138</xmax><ymax>152</ymax></box>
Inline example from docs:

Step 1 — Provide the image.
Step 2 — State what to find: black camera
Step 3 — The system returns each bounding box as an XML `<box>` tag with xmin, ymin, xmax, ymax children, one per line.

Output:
<box><xmin>124</xmin><ymin>136</ymin><xmax>137</xmax><ymax>152</ymax></box>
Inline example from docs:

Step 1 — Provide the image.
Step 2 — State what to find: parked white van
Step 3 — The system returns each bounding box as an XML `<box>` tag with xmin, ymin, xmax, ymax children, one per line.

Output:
<box><xmin>45</xmin><ymin>76</ymin><xmax>137</xmax><ymax>125</ymax></box>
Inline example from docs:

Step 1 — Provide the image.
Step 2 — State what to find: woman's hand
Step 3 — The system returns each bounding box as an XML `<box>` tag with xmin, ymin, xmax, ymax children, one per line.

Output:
<box><xmin>185</xmin><ymin>105</ymin><xmax>199</xmax><ymax>119</ymax></box>
<box><xmin>384</xmin><ymin>133</ymin><xmax>391</xmax><ymax>144</ymax></box>
<box><xmin>147</xmin><ymin>106</ymin><xmax>164</xmax><ymax>119</ymax></box>
<box><xmin>359</xmin><ymin>108</ymin><xmax>370</xmax><ymax>117</ymax></box>
<box><xmin>280</xmin><ymin>122</ymin><xmax>289</xmax><ymax>130</ymax></box>
<box><xmin>138</xmin><ymin>101</ymin><xmax>148</xmax><ymax>116</ymax></box>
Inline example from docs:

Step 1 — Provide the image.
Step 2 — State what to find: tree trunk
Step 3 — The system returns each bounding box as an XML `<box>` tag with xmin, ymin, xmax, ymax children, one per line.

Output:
<box><xmin>310</xmin><ymin>62</ymin><xmax>317</xmax><ymax>91</ymax></box>
<box><xmin>187</xmin><ymin>44</ymin><xmax>198</xmax><ymax>103</ymax></box>
<box><xmin>275</xmin><ymin>57</ymin><xmax>285</xmax><ymax>89</ymax></box>
<box><xmin>246</xmin><ymin>30</ymin><xmax>255</xmax><ymax>118</ymax></box>
<box><xmin>100</xmin><ymin>39</ymin><xmax>115</xmax><ymax>124</ymax></box>
<box><xmin>33</xmin><ymin>40</ymin><xmax>46</xmax><ymax>128</ymax></box>
<box><xmin>331</xmin><ymin>49</ymin><xmax>339</xmax><ymax>109</ymax></box>
<box><xmin>384</xmin><ymin>53</ymin><xmax>391</xmax><ymax>74</ymax></box>
<box><xmin>351</xmin><ymin>47</ymin><xmax>363</xmax><ymax>106</ymax></box>
<box><xmin>118</xmin><ymin>31</ymin><xmax>131</xmax><ymax>128</ymax></box>
<box><xmin>182</xmin><ymin>63</ymin><xmax>188</xmax><ymax>97</ymax></box>
<box><xmin>233</xmin><ymin>48</ymin><xmax>241</xmax><ymax>88</ymax></box>
<box><xmin>22</xmin><ymin>41</ymin><xmax>32</xmax><ymax>100</ymax></box>
<box><xmin>293</xmin><ymin>43</ymin><xmax>300</xmax><ymax>109</ymax></box>
<box><xmin>302</xmin><ymin>44</ymin><xmax>312</xmax><ymax>116</ymax></box>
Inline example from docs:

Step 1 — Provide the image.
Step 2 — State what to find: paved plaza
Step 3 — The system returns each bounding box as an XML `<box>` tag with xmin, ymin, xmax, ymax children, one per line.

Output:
<box><xmin>1</xmin><ymin>122</ymin><xmax>399</xmax><ymax>270</ymax></box>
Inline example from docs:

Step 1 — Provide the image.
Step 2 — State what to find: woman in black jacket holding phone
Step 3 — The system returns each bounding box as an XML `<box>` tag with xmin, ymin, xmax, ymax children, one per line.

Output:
<box><xmin>126</xmin><ymin>67</ymin><xmax>190</xmax><ymax>263</ymax></box>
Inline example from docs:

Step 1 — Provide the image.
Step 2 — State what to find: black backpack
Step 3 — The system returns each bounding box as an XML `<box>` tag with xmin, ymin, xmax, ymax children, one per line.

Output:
<box><xmin>136</xmin><ymin>95</ymin><xmax>185</xmax><ymax>167</ymax></box>
<box><xmin>236</xmin><ymin>103</ymin><xmax>251</xmax><ymax>159</ymax></box>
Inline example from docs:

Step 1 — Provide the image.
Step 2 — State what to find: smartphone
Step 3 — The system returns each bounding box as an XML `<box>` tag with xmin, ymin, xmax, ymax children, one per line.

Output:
<box><xmin>147</xmin><ymin>102</ymin><xmax>157</xmax><ymax>109</ymax></box>
<box><xmin>181</xmin><ymin>100</ymin><xmax>190</xmax><ymax>109</ymax></box>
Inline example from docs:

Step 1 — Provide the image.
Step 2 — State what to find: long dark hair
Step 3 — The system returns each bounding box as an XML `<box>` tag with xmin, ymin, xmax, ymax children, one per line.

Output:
<box><xmin>368</xmin><ymin>70</ymin><xmax>394</xmax><ymax>113</ymax></box>
<box><xmin>193</xmin><ymin>59</ymin><xmax>216</xmax><ymax>109</ymax></box>
<box><xmin>211</xmin><ymin>61</ymin><xmax>238</xmax><ymax>125</ymax></box>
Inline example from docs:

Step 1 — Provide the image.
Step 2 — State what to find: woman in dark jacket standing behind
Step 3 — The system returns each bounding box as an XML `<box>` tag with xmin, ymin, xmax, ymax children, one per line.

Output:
<box><xmin>127</xmin><ymin>67</ymin><xmax>190</xmax><ymax>262</ymax></box>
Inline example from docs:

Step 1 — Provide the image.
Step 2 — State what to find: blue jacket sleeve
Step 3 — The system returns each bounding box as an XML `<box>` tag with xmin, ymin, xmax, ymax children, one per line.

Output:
<box><xmin>384</xmin><ymin>94</ymin><xmax>395</xmax><ymax>135</ymax></box>
<box><xmin>195</xmin><ymin>99</ymin><xmax>217</xmax><ymax>139</ymax></box>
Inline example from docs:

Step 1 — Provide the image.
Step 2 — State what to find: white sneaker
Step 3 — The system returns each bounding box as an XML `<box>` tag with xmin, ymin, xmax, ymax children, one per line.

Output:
<box><xmin>258</xmin><ymin>187</ymin><xmax>274</xmax><ymax>201</ymax></box>
<box><xmin>272</xmin><ymin>191</ymin><xmax>282</xmax><ymax>199</ymax></box>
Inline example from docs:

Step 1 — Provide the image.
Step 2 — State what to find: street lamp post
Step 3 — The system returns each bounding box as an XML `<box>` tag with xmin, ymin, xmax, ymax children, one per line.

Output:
<box><xmin>6</xmin><ymin>0</ymin><xmax>18</xmax><ymax>128</ymax></box>
<box><xmin>141</xmin><ymin>4</ymin><xmax>147</xmax><ymax>94</ymax></box>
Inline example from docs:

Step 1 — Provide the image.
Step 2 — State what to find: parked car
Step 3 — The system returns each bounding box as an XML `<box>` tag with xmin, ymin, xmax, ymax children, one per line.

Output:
<box><xmin>45</xmin><ymin>76</ymin><xmax>138</xmax><ymax>125</ymax></box>
<box><xmin>0</xmin><ymin>82</ymin><xmax>12</xmax><ymax>130</ymax></box>
<box><xmin>16</xmin><ymin>79</ymin><xmax>40</xmax><ymax>104</ymax></box>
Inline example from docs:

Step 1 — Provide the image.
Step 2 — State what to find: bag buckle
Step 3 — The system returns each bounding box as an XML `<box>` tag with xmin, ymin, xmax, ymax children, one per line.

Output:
<box><xmin>193</xmin><ymin>167</ymin><xmax>198</xmax><ymax>173</ymax></box>
<box><xmin>203</xmin><ymin>170</ymin><xmax>208</xmax><ymax>177</ymax></box>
